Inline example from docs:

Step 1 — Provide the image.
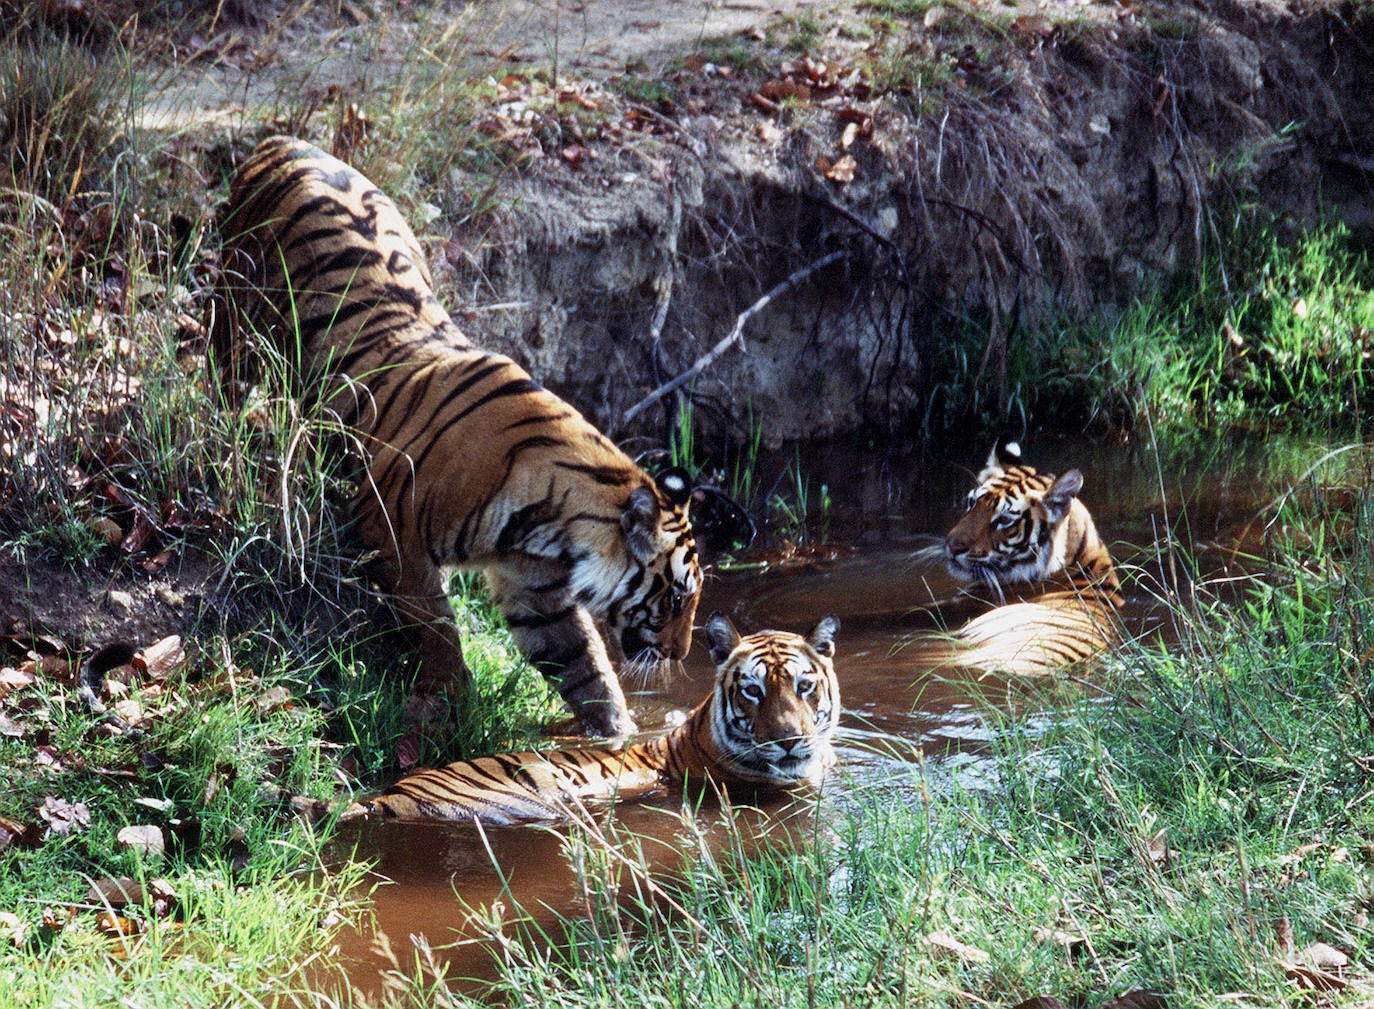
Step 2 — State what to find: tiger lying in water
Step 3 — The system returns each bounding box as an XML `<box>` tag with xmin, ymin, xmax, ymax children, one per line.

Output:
<box><xmin>210</xmin><ymin>136</ymin><xmax>701</xmax><ymax>736</ymax></box>
<box><xmin>938</xmin><ymin>443</ymin><xmax>1123</xmax><ymax>675</ymax></box>
<box><xmin>341</xmin><ymin>613</ymin><xmax>840</xmax><ymax>824</ymax></box>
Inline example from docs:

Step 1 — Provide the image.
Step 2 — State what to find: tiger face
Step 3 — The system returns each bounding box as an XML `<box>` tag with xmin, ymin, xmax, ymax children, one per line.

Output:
<box><xmin>591</xmin><ymin>470</ymin><xmax>701</xmax><ymax>668</ymax></box>
<box><xmin>945</xmin><ymin>443</ymin><xmax>1084</xmax><ymax>588</ymax></box>
<box><xmin>702</xmin><ymin>613</ymin><xmax>841</xmax><ymax>786</ymax></box>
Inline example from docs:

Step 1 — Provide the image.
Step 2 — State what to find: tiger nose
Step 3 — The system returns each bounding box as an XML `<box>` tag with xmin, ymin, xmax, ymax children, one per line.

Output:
<box><xmin>945</xmin><ymin>536</ymin><xmax>968</xmax><ymax>559</ymax></box>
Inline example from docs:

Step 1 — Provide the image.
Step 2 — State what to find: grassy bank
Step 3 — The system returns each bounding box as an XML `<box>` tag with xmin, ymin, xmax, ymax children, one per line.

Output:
<box><xmin>439</xmin><ymin>455</ymin><xmax>1374</xmax><ymax>1008</ymax></box>
<box><xmin>938</xmin><ymin>223</ymin><xmax>1374</xmax><ymax>437</ymax></box>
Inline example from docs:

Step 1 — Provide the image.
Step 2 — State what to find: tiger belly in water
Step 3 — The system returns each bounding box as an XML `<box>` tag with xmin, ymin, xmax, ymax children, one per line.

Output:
<box><xmin>939</xmin><ymin>443</ymin><xmax>1123</xmax><ymax>676</ymax></box>
<box><xmin>342</xmin><ymin>614</ymin><xmax>841</xmax><ymax>824</ymax></box>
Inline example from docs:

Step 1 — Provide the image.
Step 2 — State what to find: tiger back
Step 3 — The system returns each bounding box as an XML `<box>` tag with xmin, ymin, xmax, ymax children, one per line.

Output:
<box><xmin>341</xmin><ymin>613</ymin><xmax>841</xmax><ymax>824</ymax></box>
<box><xmin>211</xmin><ymin>136</ymin><xmax>701</xmax><ymax>736</ymax></box>
<box><xmin>940</xmin><ymin>443</ymin><xmax>1122</xmax><ymax>675</ymax></box>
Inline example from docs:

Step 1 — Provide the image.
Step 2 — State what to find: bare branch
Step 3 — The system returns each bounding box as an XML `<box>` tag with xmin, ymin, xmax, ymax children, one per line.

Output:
<box><xmin>622</xmin><ymin>249</ymin><xmax>846</xmax><ymax>425</ymax></box>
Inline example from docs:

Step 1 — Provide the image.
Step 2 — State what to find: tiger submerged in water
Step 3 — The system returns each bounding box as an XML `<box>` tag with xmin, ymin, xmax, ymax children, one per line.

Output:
<box><xmin>937</xmin><ymin>443</ymin><xmax>1123</xmax><ymax>675</ymax></box>
<box><xmin>342</xmin><ymin>613</ymin><xmax>841</xmax><ymax>825</ymax></box>
<box><xmin>211</xmin><ymin>136</ymin><xmax>700</xmax><ymax>736</ymax></box>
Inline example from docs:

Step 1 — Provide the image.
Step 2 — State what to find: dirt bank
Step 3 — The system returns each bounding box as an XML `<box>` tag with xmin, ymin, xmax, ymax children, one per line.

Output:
<box><xmin>407</xmin><ymin>1</ymin><xmax>1373</xmax><ymax>443</ymax></box>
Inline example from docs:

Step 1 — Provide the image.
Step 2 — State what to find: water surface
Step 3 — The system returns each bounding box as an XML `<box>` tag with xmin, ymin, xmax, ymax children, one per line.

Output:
<box><xmin>331</xmin><ymin>433</ymin><xmax>1329</xmax><ymax>995</ymax></box>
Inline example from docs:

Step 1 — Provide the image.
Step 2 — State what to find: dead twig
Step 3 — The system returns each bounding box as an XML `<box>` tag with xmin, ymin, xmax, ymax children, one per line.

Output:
<box><xmin>622</xmin><ymin>249</ymin><xmax>846</xmax><ymax>425</ymax></box>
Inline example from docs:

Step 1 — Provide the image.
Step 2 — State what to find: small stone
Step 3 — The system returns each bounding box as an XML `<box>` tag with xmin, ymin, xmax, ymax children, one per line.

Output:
<box><xmin>105</xmin><ymin>590</ymin><xmax>135</xmax><ymax>616</ymax></box>
<box><xmin>88</xmin><ymin>517</ymin><xmax>123</xmax><ymax>547</ymax></box>
<box><xmin>154</xmin><ymin>586</ymin><xmax>185</xmax><ymax>608</ymax></box>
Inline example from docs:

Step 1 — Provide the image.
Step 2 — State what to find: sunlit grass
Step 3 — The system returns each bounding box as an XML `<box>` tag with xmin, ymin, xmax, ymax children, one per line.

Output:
<box><xmin>981</xmin><ymin>224</ymin><xmax>1374</xmax><ymax>434</ymax></box>
<box><xmin>424</xmin><ymin>452</ymin><xmax>1374</xmax><ymax>1008</ymax></box>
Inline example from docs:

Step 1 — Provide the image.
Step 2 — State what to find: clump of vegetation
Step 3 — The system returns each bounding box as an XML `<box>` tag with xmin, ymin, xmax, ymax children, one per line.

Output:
<box><xmin>1067</xmin><ymin>225</ymin><xmax>1372</xmax><ymax>432</ymax></box>
<box><xmin>444</xmin><ymin>454</ymin><xmax>1374</xmax><ymax>1008</ymax></box>
<box><xmin>922</xmin><ymin>223</ymin><xmax>1374</xmax><ymax>436</ymax></box>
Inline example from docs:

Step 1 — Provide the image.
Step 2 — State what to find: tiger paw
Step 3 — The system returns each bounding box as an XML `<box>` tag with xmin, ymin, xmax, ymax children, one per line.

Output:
<box><xmin>576</xmin><ymin>702</ymin><xmax>637</xmax><ymax>739</ymax></box>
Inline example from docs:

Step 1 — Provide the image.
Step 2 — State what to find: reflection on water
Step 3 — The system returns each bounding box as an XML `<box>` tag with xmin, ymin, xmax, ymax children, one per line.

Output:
<box><xmin>328</xmin><ymin>432</ymin><xmax>1335</xmax><ymax>996</ymax></box>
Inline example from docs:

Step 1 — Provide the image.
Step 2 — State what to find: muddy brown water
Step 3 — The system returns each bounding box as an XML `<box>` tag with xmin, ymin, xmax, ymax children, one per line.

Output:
<box><xmin>329</xmin><ymin>434</ymin><xmax>1313</xmax><ymax>996</ymax></box>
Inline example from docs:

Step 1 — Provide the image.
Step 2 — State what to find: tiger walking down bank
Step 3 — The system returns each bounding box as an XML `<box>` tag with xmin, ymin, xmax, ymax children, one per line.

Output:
<box><xmin>210</xmin><ymin>136</ymin><xmax>700</xmax><ymax>736</ymax></box>
<box><xmin>342</xmin><ymin>613</ymin><xmax>841</xmax><ymax>824</ymax></box>
<box><xmin>938</xmin><ymin>443</ymin><xmax>1123</xmax><ymax>675</ymax></box>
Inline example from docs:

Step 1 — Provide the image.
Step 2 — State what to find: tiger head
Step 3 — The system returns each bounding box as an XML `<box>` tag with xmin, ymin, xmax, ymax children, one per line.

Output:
<box><xmin>602</xmin><ymin>468</ymin><xmax>701</xmax><ymax>667</ymax></box>
<box><xmin>945</xmin><ymin>442</ymin><xmax>1089</xmax><ymax>588</ymax></box>
<box><xmin>702</xmin><ymin>613</ymin><xmax>841</xmax><ymax>786</ymax></box>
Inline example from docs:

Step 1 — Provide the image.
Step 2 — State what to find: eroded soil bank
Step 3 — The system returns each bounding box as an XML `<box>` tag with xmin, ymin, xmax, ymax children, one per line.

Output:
<box><xmin>427</xmin><ymin>0</ymin><xmax>1373</xmax><ymax>443</ymax></box>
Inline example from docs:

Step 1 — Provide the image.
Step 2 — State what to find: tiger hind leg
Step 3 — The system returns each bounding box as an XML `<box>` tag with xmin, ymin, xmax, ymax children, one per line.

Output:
<box><xmin>486</xmin><ymin>570</ymin><xmax>635</xmax><ymax>738</ymax></box>
<box><xmin>376</xmin><ymin>555</ymin><xmax>474</xmax><ymax>697</ymax></box>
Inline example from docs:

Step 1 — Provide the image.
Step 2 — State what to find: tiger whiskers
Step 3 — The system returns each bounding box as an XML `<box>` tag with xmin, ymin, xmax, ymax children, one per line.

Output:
<box><xmin>621</xmin><ymin>648</ymin><xmax>674</xmax><ymax>687</ymax></box>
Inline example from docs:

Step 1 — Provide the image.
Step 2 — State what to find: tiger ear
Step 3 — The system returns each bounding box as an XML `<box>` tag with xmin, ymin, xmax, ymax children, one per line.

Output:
<box><xmin>978</xmin><ymin>441</ymin><xmax>1020</xmax><ymax>481</ymax></box>
<box><xmin>807</xmin><ymin>615</ymin><xmax>840</xmax><ymax>658</ymax></box>
<box><xmin>1043</xmin><ymin>469</ymin><xmax>1083</xmax><ymax>524</ymax></box>
<box><xmin>622</xmin><ymin>486</ymin><xmax>661</xmax><ymax>561</ymax></box>
<box><xmin>656</xmin><ymin>467</ymin><xmax>692</xmax><ymax>508</ymax></box>
<box><xmin>705</xmin><ymin>613</ymin><xmax>741</xmax><ymax>665</ymax></box>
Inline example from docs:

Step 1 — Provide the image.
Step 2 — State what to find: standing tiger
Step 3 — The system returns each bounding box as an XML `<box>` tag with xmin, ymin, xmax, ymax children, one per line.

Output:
<box><xmin>939</xmin><ymin>443</ymin><xmax>1123</xmax><ymax>675</ymax></box>
<box><xmin>342</xmin><ymin>613</ymin><xmax>841</xmax><ymax>824</ymax></box>
<box><xmin>210</xmin><ymin>136</ymin><xmax>701</xmax><ymax>736</ymax></box>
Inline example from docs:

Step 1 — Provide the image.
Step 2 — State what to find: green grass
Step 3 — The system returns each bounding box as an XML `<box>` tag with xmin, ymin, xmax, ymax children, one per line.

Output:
<box><xmin>925</xmin><ymin>224</ymin><xmax>1374</xmax><ymax>435</ymax></box>
<box><xmin>441</xmin><ymin>454</ymin><xmax>1374</xmax><ymax>1008</ymax></box>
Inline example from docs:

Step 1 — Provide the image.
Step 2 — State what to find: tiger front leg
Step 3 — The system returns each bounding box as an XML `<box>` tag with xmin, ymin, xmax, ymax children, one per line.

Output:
<box><xmin>486</xmin><ymin>570</ymin><xmax>635</xmax><ymax>738</ymax></box>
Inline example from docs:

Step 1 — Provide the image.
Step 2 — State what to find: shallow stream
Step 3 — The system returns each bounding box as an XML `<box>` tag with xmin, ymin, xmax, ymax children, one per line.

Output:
<box><xmin>330</xmin><ymin>432</ymin><xmax>1325</xmax><ymax>995</ymax></box>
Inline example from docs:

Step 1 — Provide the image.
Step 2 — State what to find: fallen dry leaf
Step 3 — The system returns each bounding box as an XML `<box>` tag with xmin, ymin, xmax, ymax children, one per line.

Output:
<box><xmin>95</xmin><ymin>910</ymin><xmax>140</xmax><ymax>938</ymax></box>
<box><xmin>0</xmin><ymin>667</ymin><xmax>36</xmax><ymax>691</ymax></box>
<box><xmin>925</xmin><ymin>930</ymin><xmax>989</xmax><ymax>963</ymax></box>
<box><xmin>116</xmin><ymin>824</ymin><xmax>165</xmax><ymax>857</ymax></box>
<box><xmin>38</xmin><ymin>797</ymin><xmax>90</xmax><ymax>837</ymax></box>
<box><xmin>41</xmin><ymin>906</ymin><xmax>76</xmax><ymax>930</ymax></box>
<box><xmin>254</xmin><ymin>685</ymin><xmax>293</xmax><ymax>714</ymax></box>
<box><xmin>120</xmin><ymin>512</ymin><xmax>157</xmax><ymax>554</ymax></box>
<box><xmin>139</xmin><ymin>635</ymin><xmax>185</xmax><ymax>680</ymax></box>
<box><xmin>0</xmin><ymin>816</ymin><xmax>40</xmax><ymax>851</ymax></box>
<box><xmin>822</xmin><ymin>153</ymin><xmax>857</xmax><ymax>183</ymax></box>
<box><xmin>0</xmin><ymin>911</ymin><xmax>26</xmax><ymax>947</ymax></box>
<box><xmin>397</xmin><ymin>731</ymin><xmax>422</xmax><ymax>770</ymax></box>
<box><xmin>1031</xmin><ymin>925</ymin><xmax>1084</xmax><ymax>952</ymax></box>
<box><xmin>758</xmin><ymin>79</ymin><xmax>811</xmax><ymax>103</ymax></box>
<box><xmin>86</xmin><ymin>876</ymin><xmax>176</xmax><ymax>916</ymax></box>
<box><xmin>113</xmin><ymin>699</ymin><xmax>146</xmax><ymax>727</ymax></box>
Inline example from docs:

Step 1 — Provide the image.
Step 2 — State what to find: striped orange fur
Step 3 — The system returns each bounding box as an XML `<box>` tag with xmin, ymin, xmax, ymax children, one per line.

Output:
<box><xmin>941</xmin><ymin>443</ymin><xmax>1122</xmax><ymax>675</ymax></box>
<box><xmin>342</xmin><ymin>614</ymin><xmax>841</xmax><ymax>824</ymax></box>
<box><xmin>210</xmin><ymin>136</ymin><xmax>701</xmax><ymax>735</ymax></box>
